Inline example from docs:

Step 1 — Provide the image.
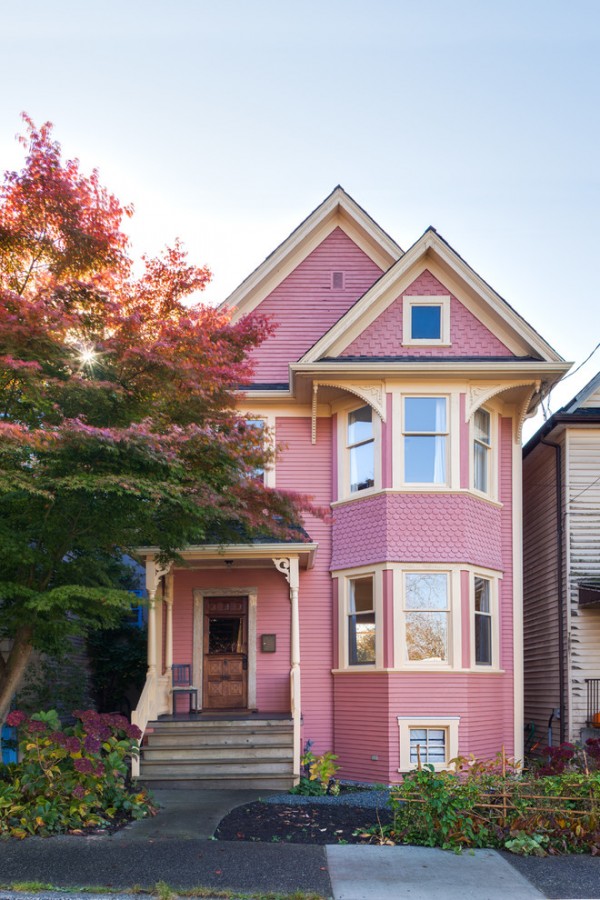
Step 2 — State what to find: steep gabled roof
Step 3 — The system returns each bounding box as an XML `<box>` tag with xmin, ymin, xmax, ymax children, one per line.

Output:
<box><xmin>300</xmin><ymin>227</ymin><xmax>565</xmax><ymax>364</ymax></box>
<box><xmin>523</xmin><ymin>369</ymin><xmax>600</xmax><ymax>457</ymax></box>
<box><xmin>563</xmin><ymin>370</ymin><xmax>600</xmax><ymax>412</ymax></box>
<box><xmin>220</xmin><ymin>186</ymin><xmax>403</xmax><ymax>322</ymax></box>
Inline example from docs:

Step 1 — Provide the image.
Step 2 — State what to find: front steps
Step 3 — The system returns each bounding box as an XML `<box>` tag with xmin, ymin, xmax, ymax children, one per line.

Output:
<box><xmin>137</xmin><ymin>716</ymin><xmax>295</xmax><ymax>789</ymax></box>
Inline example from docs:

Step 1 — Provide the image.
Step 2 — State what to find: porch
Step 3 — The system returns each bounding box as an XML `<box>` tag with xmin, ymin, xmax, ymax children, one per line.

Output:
<box><xmin>130</xmin><ymin>542</ymin><xmax>317</xmax><ymax>786</ymax></box>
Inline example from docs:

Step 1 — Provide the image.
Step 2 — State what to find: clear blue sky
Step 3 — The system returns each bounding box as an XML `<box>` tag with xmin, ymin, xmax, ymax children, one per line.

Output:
<box><xmin>1</xmin><ymin>0</ymin><xmax>598</xmax><ymax>437</ymax></box>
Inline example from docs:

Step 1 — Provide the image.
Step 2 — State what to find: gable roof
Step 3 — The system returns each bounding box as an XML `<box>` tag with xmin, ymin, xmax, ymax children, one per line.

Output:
<box><xmin>220</xmin><ymin>186</ymin><xmax>403</xmax><ymax>322</ymax></box>
<box><xmin>300</xmin><ymin>227</ymin><xmax>565</xmax><ymax>364</ymax></box>
<box><xmin>523</xmin><ymin>369</ymin><xmax>600</xmax><ymax>457</ymax></box>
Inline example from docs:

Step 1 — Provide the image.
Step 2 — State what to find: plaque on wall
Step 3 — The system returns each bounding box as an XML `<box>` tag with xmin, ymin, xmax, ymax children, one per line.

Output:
<box><xmin>261</xmin><ymin>634</ymin><xmax>276</xmax><ymax>653</ymax></box>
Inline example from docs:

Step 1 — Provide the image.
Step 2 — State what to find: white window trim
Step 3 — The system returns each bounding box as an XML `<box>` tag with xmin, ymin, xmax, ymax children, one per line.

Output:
<box><xmin>398</xmin><ymin>716</ymin><xmax>460</xmax><ymax>772</ymax></box>
<box><xmin>394</xmin><ymin>567</ymin><xmax>461</xmax><ymax>670</ymax></box>
<box><xmin>470</xmin><ymin>406</ymin><xmax>497</xmax><ymax>500</ymax></box>
<box><xmin>402</xmin><ymin>295</ymin><xmax>451</xmax><ymax>346</ymax></box>
<box><xmin>337</xmin><ymin>567</ymin><xmax>384</xmax><ymax>670</ymax></box>
<box><xmin>338</xmin><ymin>401</ymin><xmax>381</xmax><ymax>500</ymax></box>
<box><xmin>392</xmin><ymin>389</ymin><xmax>459</xmax><ymax>491</ymax></box>
<box><xmin>470</xmin><ymin>571</ymin><xmax>500</xmax><ymax>671</ymax></box>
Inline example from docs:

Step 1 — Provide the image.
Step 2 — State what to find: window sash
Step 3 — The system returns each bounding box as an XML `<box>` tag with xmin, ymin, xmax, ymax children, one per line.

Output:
<box><xmin>404</xmin><ymin>398</ymin><xmax>447</xmax><ymax>484</ymax></box>
<box><xmin>404</xmin><ymin>573</ymin><xmax>449</xmax><ymax>663</ymax></box>
<box><xmin>348</xmin><ymin>577</ymin><xmax>375</xmax><ymax>665</ymax></box>
<box><xmin>473</xmin><ymin>409</ymin><xmax>491</xmax><ymax>493</ymax></box>
<box><xmin>348</xmin><ymin>406</ymin><xmax>375</xmax><ymax>493</ymax></box>
<box><xmin>409</xmin><ymin>727</ymin><xmax>447</xmax><ymax>764</ymax></box>
<box><xmin>411</xmin><ymin>305</ymin><xmax>441</xmax><ymax>340</ymax></box>
<box><xmin>474</xmin><ymin>577</ymin><xmax>492</xmax><ymax>665</ymax></box>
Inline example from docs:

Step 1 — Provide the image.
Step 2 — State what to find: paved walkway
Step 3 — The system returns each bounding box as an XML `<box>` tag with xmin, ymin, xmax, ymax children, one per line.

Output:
<box><xmin>0</xmin><ymin>789</ymin><xmax>598</xmax><ymax>899</ymax></box>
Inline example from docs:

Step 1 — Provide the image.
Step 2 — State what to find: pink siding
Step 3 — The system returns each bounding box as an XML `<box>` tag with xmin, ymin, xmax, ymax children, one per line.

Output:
<box><xmin>498</xmin><ymin>417</ymin><xmax>515</xmax><ymax>748</ymax></box>
<box><xmin>332</xmin><ymin>493</ymin><xmax>504</xmax><ymax>570</ymax></box>
<box><xmin>339</xmin><ymin>270</ymin><xmax>513</xmax><ymax>358</ymax></box>
<box><xmin>172</xmin><ymin>567</ymin><xmax>292</xmax><ymax>712</ymax></box>
<box><xmin>461</xmin><ymin>569</ymin><xmax>470</xmax><ymax>669</ymax></box>
<box><xmin>460</xmin><ymin>393</ymin><xmax>469</xmax><ymax>489</ymax></box>
<box><xmin>247</xmin><ymin>228</ymin><xmax>383</xmax><ymax>383</ymax></box>
<box><xmin>276</xmin><ymin>416</ymin><xmax>334</xmax><ymax>753</ymax></box>
<box><xmin>383</xmin><ymin>569</ymin><xmax>394</xmax><ymax>668</ymax></box>
<box><xmin>334</xmin><ymin>672</ymin><xmax>515</xmax><ymax>783</ymax></box>
<box><xmin>382</xmin><ymin>393</ymin><xmax>393</xmax><ymax>489</ymax></box>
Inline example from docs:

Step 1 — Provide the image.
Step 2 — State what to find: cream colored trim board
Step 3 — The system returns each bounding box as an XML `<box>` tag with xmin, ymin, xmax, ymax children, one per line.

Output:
<box><xmin>402</xmin><ymin>295</ymin><xmax>450</xmax><ymax>346</ymax></box>
<box><xmin>512</xmin><ymin>438</ymin><xmax>524</xmax><ymax>763</ymax></box>
<box><xmin>192</xmin><ymin>588</ymin><xmax>258</xmax><ymax>711</ymax></box>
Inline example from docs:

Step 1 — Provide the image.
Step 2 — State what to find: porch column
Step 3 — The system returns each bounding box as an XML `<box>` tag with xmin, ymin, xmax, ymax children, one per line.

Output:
<box><xmin>145</xmin><ymin>558</ymin><xmax>171</xmax><ymax>676</ymax></box>
<box><xmin>164</xmin><ymin>570</ymin><xmax>174</xmax><ymax>678</ymax></box>
<box><xmin>273</xmin><ymin>556</ymin><xmax>301</xmax><ymax>783</ymax></box>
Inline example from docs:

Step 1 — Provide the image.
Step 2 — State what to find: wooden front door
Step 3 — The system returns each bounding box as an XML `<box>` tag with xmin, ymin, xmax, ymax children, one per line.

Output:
<box><xmin>203</xmin><ymin>597</ymin><xmax>248</xmax><ymax>709</ymax></box>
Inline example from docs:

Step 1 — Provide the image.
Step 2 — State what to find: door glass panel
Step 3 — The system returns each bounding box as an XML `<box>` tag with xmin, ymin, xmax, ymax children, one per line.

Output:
<box><xmin>208</xmin><ymin>617</ymin><xmax>242</xmax><ymax>654</ymax></box>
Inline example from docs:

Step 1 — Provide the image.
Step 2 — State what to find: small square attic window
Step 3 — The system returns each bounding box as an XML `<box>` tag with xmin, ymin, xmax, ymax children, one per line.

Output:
<box><xmin>332</xmin><ymin>271</ymin><xmax>345</xmax><ymax>290</ymax></box>
<box><xmin>403</xmin><ymin>295</ymin><xmax>450</xmax><ymax>345</ymax></box>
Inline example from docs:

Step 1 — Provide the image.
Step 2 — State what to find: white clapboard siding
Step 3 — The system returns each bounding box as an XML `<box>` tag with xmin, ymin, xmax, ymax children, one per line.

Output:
<box><xmin>566</xmin><ymin>427</ymin><xmax>600</xmax><ymax>735</ymax></box>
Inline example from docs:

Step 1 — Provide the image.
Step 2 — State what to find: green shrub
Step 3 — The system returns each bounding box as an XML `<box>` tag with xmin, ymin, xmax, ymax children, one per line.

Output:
<box><xmin>0</xmin><ymin>709</ymin><xmax>154</xmax><ymax>838</ymax></box>
<box><xmin>290</xmin><ymin>743</ymin><xmax>340</xmax><ymax>796</ymax></box>
<box><xmin>383</xmin><ymin>754</ymin><xmax>600</xmax><ymax>854</ymax></box>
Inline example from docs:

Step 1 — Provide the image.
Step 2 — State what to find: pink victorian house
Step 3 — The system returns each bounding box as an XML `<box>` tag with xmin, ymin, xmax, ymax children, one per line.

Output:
<box><xmin>132</xmin><ymin>188</ymin><xmax>568</xmax><ymax>788</ymax></box>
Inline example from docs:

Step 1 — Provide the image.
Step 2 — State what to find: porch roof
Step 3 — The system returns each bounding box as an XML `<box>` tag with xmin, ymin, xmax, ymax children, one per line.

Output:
<box><xmin>134</xmin><ymin>541</ymin><xmax>318</xmax><ymax>570</ymax></box>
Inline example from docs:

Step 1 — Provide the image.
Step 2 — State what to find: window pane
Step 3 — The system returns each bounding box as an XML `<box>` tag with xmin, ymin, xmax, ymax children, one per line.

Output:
<box><xmin>475</xmin><ymin>613</ymin><xmax>492</xmax><ymax>665</ymax></box>
<box><xmin>474</xmin><ymin>409</ymin><xmax>491</xmax><ymax>444</ymax></box>
<box><xmin>411</xmin><ymin>305</ymin><xmax>441</xmax><ymax>339</ymax></box>
<box><xmin>405</xmin><ymin>435</ymin><xmax>446</xmax><ymax>483</ymax></box>
<box><xmin>405</xmin><ymin>398</ymin><xmax>446</xmax><ymax>433</ymax></box>
<box><xmin>405</xmin><ymin>611</ymin><xmax>448</xmax><ymax>661</ymax></box>
<box><xmin>405</xmin><ymin>573</ymin><xmax>448</xmax><ymax>610</ymax></box>
<box><xmin>350</xmin><ymin>577</ymin><xmax>373</xmax><ymax>613</ymax></box>
<box><xmin>474</xmin><ymin>441</ymin><xmax>488</xmax><ymax>492</ymax></box>
<box><xmin>475</xmin><ymin>578</ymin><xmax>490</xmax><ymax>613</ymax></box>
<box><xmin>410</xmin><ymin>728</ymin><xmax>446</xmax><ymax>764</ymax></box>
<box><xmin>348</xmin><ymin>614</ymin><xmax>375</xmax><ymax>664</ymax></box>
<box><xmin>350</xmin><ymin>441</ymin><xmax>374</xmax><ymax>492</ymax></box>
<box><xmin>348</xmin><ymin>405</ymin><xmax>373</xmax><ymax>444</ymax></box>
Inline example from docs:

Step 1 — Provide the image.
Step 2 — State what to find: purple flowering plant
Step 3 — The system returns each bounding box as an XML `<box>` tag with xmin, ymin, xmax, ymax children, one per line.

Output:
<box><xmin>1</xmin><ymin>709</ymin><xmax>153</xmax><ymax>838</ymax></box>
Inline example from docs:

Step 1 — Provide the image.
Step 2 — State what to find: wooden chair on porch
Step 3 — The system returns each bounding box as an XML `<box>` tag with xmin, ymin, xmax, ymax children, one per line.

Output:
<box><xmin>171</xmin><ymin>664</ymin><xmax>198</xmax><ymax>714</ymax></box>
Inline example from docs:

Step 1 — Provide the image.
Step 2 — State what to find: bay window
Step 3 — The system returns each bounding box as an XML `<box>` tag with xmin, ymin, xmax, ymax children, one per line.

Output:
<box><xmin>403</xmin><ymin>397</ymin><xmax>447</xmax><ymax>484</ymax></box>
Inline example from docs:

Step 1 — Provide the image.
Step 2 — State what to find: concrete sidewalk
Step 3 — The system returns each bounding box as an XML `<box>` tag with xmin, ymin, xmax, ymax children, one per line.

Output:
<box><xmin>0</xmin><ymin>788</ymin><xmax>598</xmax><ymax>899</ymax></box>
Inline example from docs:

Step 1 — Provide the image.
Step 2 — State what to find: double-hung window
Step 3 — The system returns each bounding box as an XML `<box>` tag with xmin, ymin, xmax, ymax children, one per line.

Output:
<box><xmin>474</xmin><ymin>576</ymin><xmax>493</xmax><ymax>666</ymax></box>
<box><xmin>348</xmin><ymin>576</ymin><xmax>375</xmax><ymax>665</ymax></box>
<box><xmin>403</xmin><ymin>397</ymin><xmax>448</xmax><ymax>485</ymax></box>
<box><xmin>473</xmin><ymin>408</ymin><xmax>491</xmax><ymax>494</ymax></box>
<box><xmin>348</xmin><ymin>405</ymin><xmax>374</xmax><ymax>493</ymax></box>
<box><xmin>404</xmin><ymin>572</ymin><xmax>449</xmax><ymax>663</ymax></box>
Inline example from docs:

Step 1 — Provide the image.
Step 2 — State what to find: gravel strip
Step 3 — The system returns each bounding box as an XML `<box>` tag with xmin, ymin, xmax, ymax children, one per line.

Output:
<box><xmin>264</xmin><ymin>788</ymin><xmax>392</xmax><ymax>807</ymax></box>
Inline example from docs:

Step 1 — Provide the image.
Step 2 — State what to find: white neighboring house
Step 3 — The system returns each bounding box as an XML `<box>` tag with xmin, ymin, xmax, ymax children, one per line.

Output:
<box><xmin>523</xmin><ymin>372</ymin><xmax>600</xmax><ymax>748</ymax></box>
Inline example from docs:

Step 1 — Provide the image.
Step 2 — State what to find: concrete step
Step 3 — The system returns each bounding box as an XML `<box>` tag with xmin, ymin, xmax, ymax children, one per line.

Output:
<box><xmin>147</xmin><ymin>719</ymin><xmax>292</xmax><ymax>734</ymax></box>
<box><xmin>140</xmin><ymin>757</ymin><xmax>294</xmax><ymax>777</ymax></box>
<box><xmin>145</xmin><ymin>729</ymin><xmax>293</xmax><ymax>748</ymax></box>
<box><xmin>142</xmin><ymin>743</ymin><xmax>293</xmax><ymax>761</ymax></box>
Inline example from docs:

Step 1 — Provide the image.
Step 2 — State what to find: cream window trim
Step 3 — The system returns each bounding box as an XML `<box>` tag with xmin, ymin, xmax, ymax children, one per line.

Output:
<box><xmin>395</xmin><ymin>393</ymin><xmax>456</xmax><ymax>490</ymax></box>
<box><xmin>469</xmin><ymin>406</ymin><xmax>498</xmax><ymax>501</ymax></box>
<box><xmin>336</xmin><ymin>567</ymin><xmax>384</xmax><ymax>670</ymax></box>
<box><xmin>398</xmin><ymin>716</ymin><xmax>460</xmax><ymax>772</ymax></box>
<box><xmin>470</xmin><ymin>571</ymin><xmax>501</xmax><ymax>671</ymax></box>
<box><xmin>402</xmin><ymin>295</ymin><xmax>450</xmax><ymax>346</ymax></box>
<box><xmin>337</xmin><ymin>400</ymin><xmax>382</xmax><ymax>501</ymax></box>
<box><xmin>394</xmin><ymin>568</ymin><xmax>461</xmax><ymax>670</ymax></box>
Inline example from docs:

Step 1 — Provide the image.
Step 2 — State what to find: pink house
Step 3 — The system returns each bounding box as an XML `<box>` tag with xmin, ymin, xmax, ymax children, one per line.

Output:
<box><xmin>132</xmin><ymin>188</ymin><xmax>568</xmax><ymax>788</ymax></box>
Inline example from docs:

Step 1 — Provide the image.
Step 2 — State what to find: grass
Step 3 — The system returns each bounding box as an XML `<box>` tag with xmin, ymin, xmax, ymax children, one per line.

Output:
<box><xmin>1</xmin><ymin>882</ymin><xmax>327</xmax><ymax>900</ymax></box>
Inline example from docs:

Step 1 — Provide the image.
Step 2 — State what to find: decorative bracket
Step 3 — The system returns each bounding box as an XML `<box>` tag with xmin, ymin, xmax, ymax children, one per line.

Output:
<box><xmin>317</xmin><ymin>381</ymin><xmax>386</xmax><ymax>421</ymax></box>
<box><xmin>273</xmin><ymin>557</ymin><xmax>291</xmax><ymax>583</ymax></box>
<box><xmin>465</xmin><ymin>380</ymin><xmax>541</xmax><ymax>423</ymax></box>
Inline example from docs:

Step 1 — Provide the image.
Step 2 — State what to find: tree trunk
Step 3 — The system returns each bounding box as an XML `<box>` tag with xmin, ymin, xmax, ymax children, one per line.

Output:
<box><xmin>0</xmin><ymin>626</ymin><xmax>34</xmax><ymax>725</ymax></box>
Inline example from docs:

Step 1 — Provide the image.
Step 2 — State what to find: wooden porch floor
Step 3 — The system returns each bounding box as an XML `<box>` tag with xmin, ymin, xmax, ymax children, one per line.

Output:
<box><xmin>156</xmin><ymin>710</ymin><xmax>292</xmax><ymax>722</ymax></box>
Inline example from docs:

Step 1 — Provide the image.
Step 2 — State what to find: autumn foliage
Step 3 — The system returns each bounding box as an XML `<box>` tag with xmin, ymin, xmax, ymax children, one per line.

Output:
<box><xmin>0</xmin><ymin>116</ymin><xmax>309</xmax><ymax>722</ymax></box>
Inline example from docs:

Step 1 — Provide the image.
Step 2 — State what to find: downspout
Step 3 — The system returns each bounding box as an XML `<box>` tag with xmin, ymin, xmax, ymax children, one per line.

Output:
<box><xmin>540</xmin><ymin>438</ymin><xmax>566</xmax><ymax>743</ymax></box>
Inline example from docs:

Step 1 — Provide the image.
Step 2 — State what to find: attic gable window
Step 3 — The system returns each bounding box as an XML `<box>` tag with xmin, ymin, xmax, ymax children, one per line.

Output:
<box><xmin>331</xmin><ymin>271</ymin><xmax>345</xmax><ymax>290</ymax></box>
<box><xmin>403</xmin><ymin>295</ymin><xmax>450</xmax><ymax>346</ymax></box>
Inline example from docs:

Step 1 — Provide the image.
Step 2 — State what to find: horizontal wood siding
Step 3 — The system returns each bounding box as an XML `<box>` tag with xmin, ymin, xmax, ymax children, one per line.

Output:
<box><xmin>247</xmin><ymin>228</ymin><xmax>383</xmax><ymax>384</ymax></box>
<box><xmin>333</xmin><ymin>674</ymin><xmax>392</xmax><ymax>782</ymax></box>
<box><xmin>566</xmin><ymin>427</ymin><xmax>600</xmax><ymax>735</ymax></box>
<box><xmin>173</xmin><ymin>568</ymin><xmax>292</xmax><ymax>712</ymax></box>
<box><xmin>499</xmin><ymin>417</ymin><xmax>515</xmax><ymax>751</ymax></box>
<box><xmin>523</xmin><ymin>440</ymin><xmax>564</xmax><ymax>746</ymax></box>
<box><xmin>276</xmin><ymin>415</ymin><xmax>334</xmax><ymax>753</ymax></box>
